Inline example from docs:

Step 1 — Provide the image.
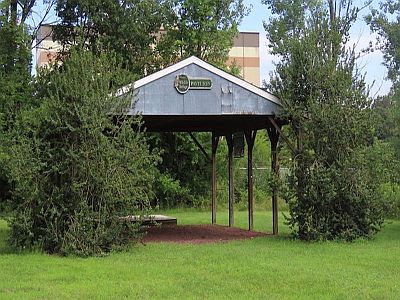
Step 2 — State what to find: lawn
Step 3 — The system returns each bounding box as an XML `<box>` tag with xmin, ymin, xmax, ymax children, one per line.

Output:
<box><xmin>0</xmin><ymin>210</ymin><xmax>399</xmax><ymax>299</ymax></box>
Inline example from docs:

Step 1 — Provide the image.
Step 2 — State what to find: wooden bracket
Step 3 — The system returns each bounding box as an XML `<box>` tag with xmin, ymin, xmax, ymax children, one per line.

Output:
<box><xmin>244</xmin><ymin>130</ymin><xmax>257</xmax><ymax>149</ymax></box>
<box><xmin>188</xmin><ymin>132</ymin><xmax>211</xmax><ymax>162</ymax></box>
<box><xmin>267</xmin><ymin>116</ymin><xmax>298</xmax><ymax>155</ymax></box>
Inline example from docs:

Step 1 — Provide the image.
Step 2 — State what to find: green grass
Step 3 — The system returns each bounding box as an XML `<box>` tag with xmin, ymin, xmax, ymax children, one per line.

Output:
<box><xmin>0</xmin><ymin>211</ymin><xmax>399</xmax><ymax>299</ymax></box>
<box><xmin>158</xmin><ymin>209</ymin><xmax>291</xmax><ymax>234</ymax></box>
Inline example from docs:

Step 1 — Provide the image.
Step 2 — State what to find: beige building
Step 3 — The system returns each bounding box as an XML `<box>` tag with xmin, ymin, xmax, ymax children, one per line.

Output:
<box><xmin>228</xmin><ymin>32</ymin><xmax>260</xmax><ymax>87</ymax></box>
<box><xmin>36</xmin><ymin>26</ymin><xmax>260</xmax><ymax>86</ymax></box>
<box><xmin>35</xmin><ymin>25</ymin><xmax>61</xmax><ymax>68</ymax></box>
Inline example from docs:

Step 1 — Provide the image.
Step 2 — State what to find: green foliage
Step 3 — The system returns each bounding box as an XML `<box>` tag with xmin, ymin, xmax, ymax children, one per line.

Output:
<box><xmin>148</xmin><ymin>131</ymin><xmax>273</xmax><ymax>210</ymax></box>
<box><xmin>216</xmin><ymin>132</ymin><xmax>273</xmax><ymax>209</ymax></box>
<box><xmin>381</xmin><ymin>83</ymin><xmax>400</xmax><ymax>159</ymax></box>
<box><xmin>366</xmin><ymin>0</ymin><xmax>400</xmax><ymax>82</ymax></box>
<box><xmin>0</xmin><ymin>25</ymin><xmax>33</xmax><ymax>128</ymax></box>
<box><xmin>367</xmin><ymin>1</ymin><xmax>400</xmax><ymax>219</ymax></box>
<box><xmin>159</xmin><ymin>0</ymin><xmax>248</xmax><ymax>69</ymax></box>
<box><xmin>367</xmin><ymin>0</ymin><xmax>400</xmax><ymax>158</ymax></box>
<box><xmin>378</xmin><ymin>183</ymin><xmax>400</xmax><ymax>219</ymax></box>
<box><xmin>264</xmin><ymin>0</ymin><xmax>384</xmax><ymax>241</ymax></box>
<box><xmin>154</xmin><ymin>173</ymin><xmax>192</xmax><ymax>208</ymax></box>
<box><xmin>55</xmin><ymin>0</ymin><xmax>168</xmax><ymax>77</ymax></box>
<box><xmin>284</xmin><ymin>151</ymin><xmax>384</xmax><ymax>241</ymax></box>
<box><xmin>54</xmin><ymin>0</ymin><xmax>247</xmax><ymax>75</ymax></box>
<box><xmin>365</xmin><ymin>139</ymin><xmax>400</xmax><ymax>219</ymax></box>
<box><xmin>0</xmin><ymin>14</ymin><xmax>34</xmax><ymax>213</ymax></box>
<box><xmin>7</xmin><ymin>50</ymin><xmax>159</xmax><ymax>256</ymax></box>
<box><xmin>148</xmin><ymin>132</ymin><xmax>211</xmax><ymax>208</ymax></box>
<box><xmin>54</xmin><ymin>1</ymin><xmax>249</xmax><ymax>210</ymax></box>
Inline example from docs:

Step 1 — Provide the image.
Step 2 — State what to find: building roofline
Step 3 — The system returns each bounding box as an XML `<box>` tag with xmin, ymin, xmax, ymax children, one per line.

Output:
<box><xmin>236</xmin><ymin>31</ymin><xmax>260</xmax><ymax>34</ymax></box>
<box><xmin>118</xmin><ymin>56</ymin><xmax>281</xmax><ymax>106</ymax></box>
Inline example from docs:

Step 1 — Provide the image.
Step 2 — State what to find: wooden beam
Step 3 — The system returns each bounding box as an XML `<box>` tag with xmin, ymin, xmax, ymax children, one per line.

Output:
<box><xmin>267</xmin><ymin>128</ymin><xmax>280</xmax><ymax>236</ymax></box>
<box><xmin>245</xmin><ymin>130</ymin><xmax>257</xmax><ymax>230</ymax></box>
<box><xmin>267</xmin><ymin>116</ymin><xmax>297</xmax><ymax>155</ymax></box>
<box><xmin>188</xmin><ymin>132</ymin><xmax>211</xmax><ymax>162</ymax></box>
<box><xmin>211</xmin><ymin>133</ymin><xmax>219</xmax><ymax>224</ymax></box>
<box><xmin>226</xmin><ymin>134</ymin><xmax>234</xmax><ymax>227</ymax></box>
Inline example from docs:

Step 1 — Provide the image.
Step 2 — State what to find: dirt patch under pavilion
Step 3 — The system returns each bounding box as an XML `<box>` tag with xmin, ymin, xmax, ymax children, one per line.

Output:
<box><xmin>142</xmin><ymin>224</ymin><xmax>269</xmax><ymax>244</ymax></box>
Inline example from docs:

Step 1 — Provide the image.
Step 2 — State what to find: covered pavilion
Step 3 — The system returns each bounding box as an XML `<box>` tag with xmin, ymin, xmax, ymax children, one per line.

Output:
<box><xmin>120</xmin><ymin>56</ymin><xmax>286</xmax><ymax>234</ymax></box>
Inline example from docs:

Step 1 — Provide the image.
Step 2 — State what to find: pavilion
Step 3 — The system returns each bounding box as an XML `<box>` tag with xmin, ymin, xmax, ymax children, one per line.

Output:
<box><xmin>119</xmin><ymin>56</ymin><xmax>285</xmax><ymax>234</ymax></box>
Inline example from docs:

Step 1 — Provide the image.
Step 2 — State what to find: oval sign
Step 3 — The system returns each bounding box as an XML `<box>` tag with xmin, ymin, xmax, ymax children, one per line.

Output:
<box><xmin>174</xmin><ymin>74</ymin><xmax>190</xmax><ymax>94</ymax></box>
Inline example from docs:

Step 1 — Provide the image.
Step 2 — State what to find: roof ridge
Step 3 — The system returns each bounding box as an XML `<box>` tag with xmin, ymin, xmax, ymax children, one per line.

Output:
<box><xmin>117</xmin><ymin>56</ymin><xmax>281</xmax><ymax>106</ymax></box>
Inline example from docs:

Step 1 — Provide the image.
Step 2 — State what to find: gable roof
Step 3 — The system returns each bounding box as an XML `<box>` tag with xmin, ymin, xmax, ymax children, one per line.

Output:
<box><xmin>118</xmin><ymin>56</ymin><xmax>281</xmax><ymax>106</ymax></box>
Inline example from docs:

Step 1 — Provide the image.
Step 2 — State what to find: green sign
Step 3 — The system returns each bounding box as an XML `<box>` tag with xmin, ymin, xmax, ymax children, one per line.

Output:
<box><xmin>174</xmin><ymin>74</ymin><xmax>190</xmax><ymax>94</ymax></box>
<box><xmin>174</xmin><ymin>74</ymin><xmax>212</xmax><ymax>94</ymax></box>
<box><xmin>190</xmin><ymin>78</ymin><xmax>212</xmax><ymax>89</ymax></box>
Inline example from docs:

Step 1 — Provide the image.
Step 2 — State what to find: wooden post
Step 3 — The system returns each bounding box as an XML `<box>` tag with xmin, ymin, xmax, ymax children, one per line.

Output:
<box><xmin>211</xmin><ymin>133</ymin><xmax>219</xmax><ymax>224</ymax></box>
<box><xmin>267</xmin><ymin>122</ymin><xmax>280</xmax><ymax>235</ymax></box>
<box><xmin>226</xmin><ymin>134</ymin><xmax>234</xmax><ymax>227</ymax></box>
<box><xmin>245</xmin><ymin>130</ymin><xmax>257</xmax><ymax>231</ymax></box>
<box><xmin>271</xmin><ymin>137</ymin><xmax>279</xmax><ymax>235</ymax></box>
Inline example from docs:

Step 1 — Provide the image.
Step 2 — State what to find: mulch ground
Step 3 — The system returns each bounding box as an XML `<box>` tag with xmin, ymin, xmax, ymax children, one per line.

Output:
<box><xmin>142</xmin><ymin>224</ymin><xmax>269</xmax><ymax>244</ymax></box>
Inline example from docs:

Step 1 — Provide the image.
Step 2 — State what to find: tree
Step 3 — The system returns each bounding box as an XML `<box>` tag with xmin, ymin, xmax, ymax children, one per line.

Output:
<box><xmin>0</xmin><ymin>0</ymin><xmax>56</xmax><ymax>211</ymax></box>
<box><xmin>159</xmin><ymin>0</ymin><xmax>248</xmax><ymax>68</ymax></box>
<box><xmin>367</xmin><ymin>1</ymin><xmax>400</xmax><ymax>212</ymax></box>
<box><xmin>54</xmin><ymin>0</ymin><xmax>168</xmax><ymax>78</ymax></box>
<box><xmin>148</xmin><ymin>0</ymin><xmax>249</xmax><ymax>208</ymax></box>
<box><xmin>7</xmin><ymin>50</ymin><xmax>159</xmax><ymax>255</ymax></box>
<box><xmin>264</xmin><ymin>0</ymin><xmax>384</xmax><ymax>241</ymax></box>
<box><xmin>0</xmin><ymin>2</ymin><xmax>34</xmax><ymax>211</ymax></box>
<box><xmin>148</xmin><ymin>132</ymin><xmax>212</xmax><ymax>209</ymax></box>
<box><xmin>53</xmin><ymin>0</ymin><xmax>249</xmax><ymax>210</ymax></box>
<box><xmin>366</xmin><ymin>0</ymin><xmax>400</xmax><ymax>82</ymax></box>
<box><xmin>54</xmin><ymin>0</ymin><xmax>247</xmax><ymax>76</ymax></box>
<box><xmin>367</xmin><ymin>0</ymin><xmax>400</xmax><ymax>158</ymax></box>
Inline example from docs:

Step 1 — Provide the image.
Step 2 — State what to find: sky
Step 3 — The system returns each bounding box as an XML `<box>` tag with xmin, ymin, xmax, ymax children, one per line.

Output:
<box><xmin>239</xmin><ymin>0</ymin><xmax>392</xmax><ymax>97</ymax></box>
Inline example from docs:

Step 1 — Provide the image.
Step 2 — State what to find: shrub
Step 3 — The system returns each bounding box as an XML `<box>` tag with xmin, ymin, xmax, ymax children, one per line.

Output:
<box><xmin>379</xmin><ymin>183</ymin><xmax>400</xmax><ymax>219</ymax></box>
<box><xmin>154</xmin><ymin>173</ymin><xmax>193</xmax><ymax>209</ymax></box>
<box><xmin>7</xmin><ymin>50</ymin><xmax>158</xmax><ymax>256</ymax></box>
<box><xmin>265</xmin><ymin>0</ymin><xmax>385</xmax><ymax>241</ymax></box>
<box><xmin>284</xmin><ymin>151</ymin><xmax>384</xmax><ymax>241</ymax></box>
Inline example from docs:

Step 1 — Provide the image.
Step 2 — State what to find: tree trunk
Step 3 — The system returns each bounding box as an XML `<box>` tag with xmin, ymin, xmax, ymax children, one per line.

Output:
<box><xmin>10</xmin><ymin>0</ymin><xmax>18</xmax><ymax>25</ymax></box>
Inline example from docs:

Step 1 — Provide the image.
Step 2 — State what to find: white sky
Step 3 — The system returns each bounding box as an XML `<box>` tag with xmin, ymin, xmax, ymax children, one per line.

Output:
<box><xmin>240</xmin><ymin>0</ymin><xmax>392</xmax><ymax>98</ymax></box>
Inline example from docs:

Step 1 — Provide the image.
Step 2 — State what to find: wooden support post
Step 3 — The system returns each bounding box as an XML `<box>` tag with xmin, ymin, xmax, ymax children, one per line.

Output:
<box><xmin>226</xmin><ymin>134</ymin><xmax>234</xmax><ymax>227</ymax></box>
<box><xmin>267</xmin><ymin>122</ymin><xmax>281</xmax><ymax>236</ymax></box>
<box><xmin>211</xmin><ymin>133</ymin><xmax>219</xmax><ymax>224</ymax></box>
<box><xmin>245</xmin><ymin>130</ymin><xmax>257</xmax><ymax>231</ymax></box>
<box><xmin>271</xmin><ymin>138</ymin><xmax>279</xmax><ymax>235</ymax></box>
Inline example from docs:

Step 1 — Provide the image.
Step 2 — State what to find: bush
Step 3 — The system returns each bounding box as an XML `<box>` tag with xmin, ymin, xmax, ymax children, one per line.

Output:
<box><xmin>154</xmin><ymin>173</ymin><xmax>193</xmax><ymax>209</ymax></box>
<box><xmin>379</xmin><ymin>183</ymin><xmax>400</xmax><ymax>219</ymax></box>
<box><xmin>148</xmin><ymin>132</ymin><xmax>211</xmax><ymax>208</ymax></box>
<box><xmin>363</xmin><ymin>139</ymin><xmax>400</xmax><ymax>219</ymax></box>
<box><xmin>284</xmin><ymin>151</ymin><xmax>384</xmax><ymax>241</ymax></box>
<box><xmin>265</xmin><ymin>0</ymin><xmax>385</xmax><ymax>241</ymax></box>
<box><xmin>7</xmin><ymin>50</ymin><xmax>159</xmax><ymax>256</ymax></box>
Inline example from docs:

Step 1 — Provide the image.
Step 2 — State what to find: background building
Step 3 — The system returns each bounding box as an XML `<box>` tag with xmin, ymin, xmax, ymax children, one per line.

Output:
<box><xmin>36</xmin><ymin>26</ymin><xmax>260</xmax><ymax>86</ymax></box>
<box><xmin>35</xmin><ymin>25</ymin><xmax>61</xmax><ymax>68</ymax></box>
<box><xmin>227</xmin><ymin>32</ymin><xmax>260</xmax><ymax>87</ymax></box>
